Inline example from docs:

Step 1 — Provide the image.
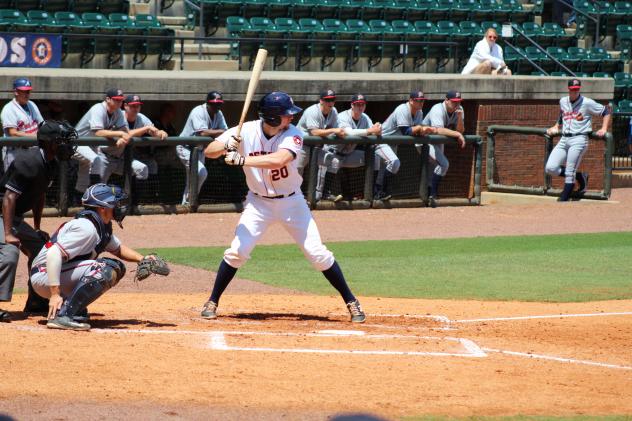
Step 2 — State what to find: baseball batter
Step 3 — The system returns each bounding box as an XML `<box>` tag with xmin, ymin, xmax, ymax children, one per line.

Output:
<box><xmin>1</xmin><ymin>78</ymin><xmax>44</xmax><ymax>171</ymax></box>
<box><xmin>200</xmin><ymin>91</ymin><xmax>365</xmax><ymax>323</ymax></box>
<box><xmin>379</xmin><ymin>91</ymin><xmax>437</xmax><ymax>200</ymax></box>
<box><xmin>421</xmin><ymin>90</ymin><xmax>466</xmax><ymax>207</ymax></box>
<box><xmin>30</xmin><ymin>184</ymin><xmax>147</xmax><ymax>331</ymax></box>
<box><xmin>178</xmin><ymin>91</ymin><xmax>227</xmax><ymax>205</ymax></box>
<box><xmin>545</xmin><ymin>79</ymin><xmax>611</xmax><ymax>201</ymax></box>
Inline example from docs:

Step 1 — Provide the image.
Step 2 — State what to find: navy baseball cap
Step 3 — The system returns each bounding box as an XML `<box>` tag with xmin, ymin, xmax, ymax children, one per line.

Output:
<box><xmin>351</xmin><ymin>93</ymin><xmax>367</xmax><ymax>104</ymax></box>
<box><xmin>106</xmin><ymin>88</ymin><xmax>124</xmax><ymax>100</ymax></box>
<box><xmin>320</xmin><ymin>89</ymin><xmax>336</xmax><ymax>100</ymax></box>
<box><xmin>568</xmin><ymin>79</ymin><xmax>581</xmax><ymax>90</ymax></box>
<box><xmin>124</xmin><ymin>94</ymin><xmax>143</xmax><ymax>105</ymax></box>
<box><xmin>410</xmin><ymin>90</ymin><xmax>425</xmax><ymax>101</ymax></box>
<box><xmin>13</xmin><ymin>78</ymin><xmax>32</xmax><ymax>91</ymax></box>
<box><xmin>207</xmin><ymin>91</ymin><xmax>224</xmax><ymax>103</ymax></box>
<box><xmin>446</xmin><ymin>90</ymin><xmax>462</xmax><ymax>102</ymax></box>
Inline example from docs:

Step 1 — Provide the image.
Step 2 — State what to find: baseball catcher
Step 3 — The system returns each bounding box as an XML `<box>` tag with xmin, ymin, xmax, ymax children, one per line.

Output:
<box><xmin>29</xmin><ymin>183</ymin><xmax>171</xmax><ymax>331</ymax></box>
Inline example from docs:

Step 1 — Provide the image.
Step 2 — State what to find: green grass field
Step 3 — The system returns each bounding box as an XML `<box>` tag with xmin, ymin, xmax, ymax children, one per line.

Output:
<box><xmin>144</xmin><ymin>232</ymin><xmax>632</xmax><ymax>302</ymax></box>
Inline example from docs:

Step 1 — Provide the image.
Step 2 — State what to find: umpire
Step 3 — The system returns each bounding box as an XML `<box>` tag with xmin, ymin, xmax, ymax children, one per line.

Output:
<box><xmin>0</xmin><ymin>120</ymin><xmax>77</xmax><ymax>322</ymax></box>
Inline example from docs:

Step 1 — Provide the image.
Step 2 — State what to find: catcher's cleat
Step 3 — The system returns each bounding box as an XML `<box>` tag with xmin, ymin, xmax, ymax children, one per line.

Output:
<box><xmin>47</xmin><ymin>316</ymin><xmax>90</xmax><ymax>331</ymax></box>
<box><xmin>73</xmin><ymin>308</ymin><xmax>90</xmax><ymax>323</ymax></box>
<box><xmin>201</xmin><ymin>300</ymin><xmax>218</xmax><ymax>319</ymax></box>
<box><xmin>346</xmin><ymin>299</ymin><xmax>366</xmax><ymax>323</ymax></box>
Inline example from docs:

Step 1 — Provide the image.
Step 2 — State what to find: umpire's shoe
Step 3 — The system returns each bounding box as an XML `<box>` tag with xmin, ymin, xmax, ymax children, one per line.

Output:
<box><xmin>346</xmin><ymin>299</ymin><xmax>366</xmax><ymax>323</ymax></box>
<box><xmin>47</xmin><ymin>315</ymin><xmax>90</xmax><ymax>331</ymax></box>
<box><xmin>201</xmin><ymin>300</ymin><xmax>218</xmax><ymax>319</ymax></box>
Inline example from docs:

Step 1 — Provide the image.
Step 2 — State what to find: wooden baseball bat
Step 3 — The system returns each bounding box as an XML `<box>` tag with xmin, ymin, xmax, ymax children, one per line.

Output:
<box><xmin>235</xmin><ymin>48</ymin><xmax>268</xmax><ymax>139</ymax></box>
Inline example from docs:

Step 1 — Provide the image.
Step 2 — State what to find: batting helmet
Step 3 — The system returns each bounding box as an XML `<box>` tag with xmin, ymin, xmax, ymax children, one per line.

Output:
<box><xmin>36</xmin><ymin>120</ymin><xmax>78</xmax><ymax>161</ymax></box>
<box><xmin>82</xmin><ymin>184</ymin><xmax>128</xmax><ymax>227</ymax></box>
<box><xmin>258</xmin><ymin>91</ymin><xmax>302</xmax><ymax>127</ymax></box>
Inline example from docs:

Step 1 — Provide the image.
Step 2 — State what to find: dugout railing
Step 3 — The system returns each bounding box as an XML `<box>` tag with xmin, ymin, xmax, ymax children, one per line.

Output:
<box><xmin>486</xmin><ymin>125</ymin><xmax>613</xmax><ymax>200</ymax></box>
<box><xmin>2</xmin><ymin>134</ymin><xmax>482</xmax><ymax>216</ymax></box>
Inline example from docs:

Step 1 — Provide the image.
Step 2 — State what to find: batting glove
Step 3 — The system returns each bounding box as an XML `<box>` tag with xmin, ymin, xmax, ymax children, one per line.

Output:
<box><xmin>224</xmin><ymin>135</ymin><xmax>241</xmax><ymax>151</ymax></box>
<box><xmin>225</xmin><ymin>150</ymin><xmax>245</xmax><ymax>166</ymax></box>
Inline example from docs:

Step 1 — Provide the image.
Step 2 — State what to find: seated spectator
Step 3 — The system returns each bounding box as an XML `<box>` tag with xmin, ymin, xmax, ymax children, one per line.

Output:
<box><xmin>178</xmin><ymin>91</ymin><xmax>227</xmax><ymax>206</ymax></box>
<box><xmin>1</xmin><ymin>78</ymin><xmax>44</xmax><ymax>171</ymax></box>
<box><xmin>461</xmin><ymin>29</ymin><xmax>512</xmax><ymax>76</ymax></box>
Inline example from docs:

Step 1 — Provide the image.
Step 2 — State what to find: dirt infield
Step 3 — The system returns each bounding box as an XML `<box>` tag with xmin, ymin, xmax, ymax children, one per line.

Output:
<box><xmin>2</xmin><ymin>190</ymin><xmax>632</xmax><ymax>420</ymax></box>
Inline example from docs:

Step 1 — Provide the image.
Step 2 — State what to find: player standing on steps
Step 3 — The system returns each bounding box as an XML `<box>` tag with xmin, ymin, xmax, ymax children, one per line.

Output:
<box><xmin>545</xmin><ymin>79</ymin><xmax>611</xmax><ymax>201</ymax></box>
<box><xmin>200</xmin><ymin>91</ymin><xmax>365</xmax><ymax>323</ymax></box>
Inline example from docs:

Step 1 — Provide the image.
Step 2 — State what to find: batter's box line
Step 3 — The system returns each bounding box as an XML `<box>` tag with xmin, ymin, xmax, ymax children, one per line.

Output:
<box><xmin>207</xmin><ymin>330</ymin><xmax>487</xmax><ymax>358</ymax></box>
<box><xmin>483</xmin><ymin>347</ymin><xmax>632</xmax><ymax>371</ymax></box>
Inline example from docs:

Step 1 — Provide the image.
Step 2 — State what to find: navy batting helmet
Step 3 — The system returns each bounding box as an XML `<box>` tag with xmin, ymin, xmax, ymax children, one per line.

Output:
<box><xmin>82</xmin><ymin>184</ymin><xmax>128</xmax><ymax>227</ymax></box>
<box><xmin>258</xmin><ymin>91</ymin><xmax>302</xmax><ymax>127</ymax></box>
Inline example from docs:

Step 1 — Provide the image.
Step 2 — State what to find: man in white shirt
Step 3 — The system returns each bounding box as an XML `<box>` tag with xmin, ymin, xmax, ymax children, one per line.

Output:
<box><xmin>461</xmin><ymin>28</ymin><xmax>512</xmax><ymax>76</ymax></box>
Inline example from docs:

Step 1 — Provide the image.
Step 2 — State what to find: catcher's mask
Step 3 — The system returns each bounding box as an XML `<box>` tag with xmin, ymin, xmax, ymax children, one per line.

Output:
<box><xmin>37</xmin><ymin>120</ymin><xmax>78</xmax><ymax>161</ymax></box>
<box><xmin>82</xmin><ymin>183</ymin><xmax>128</xmax><ymax>228</ymax></box>
<box><xmin>258</xmin><ymin>91</ymin><xmax>302</xmax><ymax>127</ymax></box>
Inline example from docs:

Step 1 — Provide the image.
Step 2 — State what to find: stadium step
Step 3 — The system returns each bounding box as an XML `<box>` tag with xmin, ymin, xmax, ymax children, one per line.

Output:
<box><xmin>159</xmin><ymin>15</ymin><xmax>188</xmax><ymax>27</ymax></box>
<box><xmin>129</xmin><ymin>1</ymin><xmax>151</xmax><ymax>16</ymax></box>
<box><xmin>174</xmin><ymin>43</ymin><xmax>230</xmax><ymax>55</ymax></box>
<box><xmin>166</xmin><ymin>58</ymin><xmax>239</xmax><ymax>71</ymax></box>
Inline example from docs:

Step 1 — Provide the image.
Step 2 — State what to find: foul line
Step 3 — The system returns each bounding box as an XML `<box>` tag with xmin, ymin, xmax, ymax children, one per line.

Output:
<box><xmin>456</xmin><ymin>311</ymin><xmax>632</xmax><ymax>323</ymax></box>
<box><xmin>484</xmin><ymin>348</ymin><xmax>632</xmax><ymax>371</ymax></box>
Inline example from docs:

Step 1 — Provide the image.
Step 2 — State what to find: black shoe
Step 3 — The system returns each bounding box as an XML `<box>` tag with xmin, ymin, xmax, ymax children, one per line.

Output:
<box><xmin>0</xmin><ymin>309</ymin><xmax>11</xmax><ymax>323</ymax></box>
<box><xmin>23</xmin><ymin>292</ymin><xmax>49</xmax><ymax>314</ymax></box>
<box><xmin>576</xmin><ymin>172</ymin><xmax>589</xmax><ymax>194</ymax></box>
<box><xmin>428</xmin><ymin>196</ymin><xmax>437</xmax><ymax>208</ymax></box>
<box><xmin>374</xmin><ymin>191</ymin><xmax>392</xmax><ymax>201</ymax></box>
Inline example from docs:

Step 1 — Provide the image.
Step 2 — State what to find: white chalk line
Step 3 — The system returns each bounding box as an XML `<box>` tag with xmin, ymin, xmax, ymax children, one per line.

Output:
<box><xmin>483</xmin><ymin>348</ymin><xmax>632</xmax><ymax>371</ymax></box>
<box><xmin>456</xmin><ymin>311</ymin><xmax>632</xmax><ymax>323</ymax></box>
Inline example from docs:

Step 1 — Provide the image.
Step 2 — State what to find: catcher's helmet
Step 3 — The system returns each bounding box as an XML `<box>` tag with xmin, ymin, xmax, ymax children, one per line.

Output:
<box><xmin>258</xmin><ymin>91</ymin><xmax>302</xmax><ymax>127</ymax></box>
<box><xmin>82</xmin><ymin>184</ymin><xmax>128</xmax><ymax>227</ymax></box>
<box><xmin>37</xmin><ymin>120</ymin><xmax>78</xmax><ymax>161</ymax></box>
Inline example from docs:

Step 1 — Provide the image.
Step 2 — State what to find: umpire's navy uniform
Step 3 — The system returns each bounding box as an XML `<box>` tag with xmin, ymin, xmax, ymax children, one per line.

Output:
<box><xmin>0</xmin><ymin>147</ymin><xmax>56</xmax><ymax>320</ymax></box>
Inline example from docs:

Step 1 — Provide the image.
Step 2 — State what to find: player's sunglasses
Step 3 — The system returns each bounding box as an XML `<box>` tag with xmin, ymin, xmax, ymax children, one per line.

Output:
<box><xmin>487</xmin><ymin>35</ymin><xmax>497</xmax><ymax>40</ymax></box>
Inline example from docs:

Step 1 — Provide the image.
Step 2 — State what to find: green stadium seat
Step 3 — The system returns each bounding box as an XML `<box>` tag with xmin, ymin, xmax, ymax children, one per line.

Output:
<box><xmin>566</xmin><ymin>46</ymin><xmax>588</xmax><ymax>72</ymax></box>
<box><xmin>336</xmin><ymin>0</ymin><xmax>365</xmax><ymax>20</ymax></box>
<box><xmin>614</xmin><ymin>72</ymin><xmax>632</xmax><ymax>98</ymax></box>
<box><xmin>500</xmin><ymin>0</ymin><xmax>528</xmax><ymax>22</ymax></box>
<box><xmin>243</xmin><ymin>0</ymin><xmax>267</xmax><ymax>18</ymax></box>
<box><xmin>458</xmin><ymin>20</ymin><xmax>483</xmax><ymax>38</ymax></box>
<box><xmin>408</xmin><ymin>0</ymin><xmax>434</xmax><ymax>21</ymax></box>
<box><xmin>503</xmin><ymin>45</ymin><xmax>526</xmax><ymax>73</ymax></box>
<box><xmin>531</xmin><ymin>71</ymin><xmax>547</xmax><ymax>76</ymax></box>
<box><xmin>274</xmin><ymin>16</ymin><xmax>305</xmax><ymax>36</ymax></box>
<box><xmin>545</xmin><ymin>46</ymin><xmax>571</xmax><ymax>72</ymax></box>
<box><xmin>542</xmin><ymin>22</ymin><xmax>573</xmax><ymax>48</ymax></box>
<box><xmin>575</xmin><ymin>72</ymin><xmax>590</xmax><ymax>78</ymax></box>
<box><xmin>81</xmin><ymin>12</ymin><xmax>111</xmax><ymax>28</ymax></box>
<box><xmin>265</xmin><ymin>0</ymin><xmax>291</xmax><ymax>19</ymax></box>
<box><xmin>587</xmin><ymin>47</ymin><xmax>620</xmax><ymax>73</ymax></box>
<box><xmin>480</xmin><ymin>21</ymin><xmax>501</xmax><ymax>34</ymax></box>
<box><xmin>615</xmin><ymin>99</ymin><xmax>632</xmax><ymax>113</ymax></box>
<box><xmin>52</xmin><ymin>11</ymin><xmax>95</xmax><ymax>66</ymax></box>
<box><xmin>134</xmin><ymin>14</ymin><xmax>161</xmax><ymax>28</ymax></box>
<box><xmin>26</xmin><ymin>10</ymin><xmax>55</xmax><ymax>29</ymax></box>
<box><xmin>519</xmin><ymin>22</ymin><xmax>544</xmax><ymax>47</ymax></box>
<box><xmin>592</xmin><ymin>72</ymin><xmax>611</xmax><ymax>78</ymax></box>
<box><xmin>525</xmin><ymin>45</ymin><xmax>550</xmax><ymax>72</ymax></box>
<box><xmin>430</xmin><ymin>0</ymin><xmax>454</xmax><ymax>21</ymax></box>
<box><xmin>0</xmin><ymin>9</ymin><xmax>35</xmax><ymax>32</ymax></box>
<box><xmin>616</xmin><ymin>24</ymin><xmax>632</xmax><ymax>60</ymax></box>
<box><xmin>614</xmin><ymin>1</ymin><xmax>632</xmax><ymax>15</ymax></box>
<box><xmin>108</xmin><ymin>12</ymin><xmax>132</xmax><ymax>28</ymax></box>
<box><xmin>313</xmin><ymin>0</ymin><xmax>339</xmax><ymax>20</ymax></box>
<box><xmin>323</xmin><ymin>18</ymin><xmax>352</xmax><ymax>38</ymax></box>
<box><xmin>550</xmin><ymin>71</ymin><xmax>568</xmax><ymax>77</ymax></box>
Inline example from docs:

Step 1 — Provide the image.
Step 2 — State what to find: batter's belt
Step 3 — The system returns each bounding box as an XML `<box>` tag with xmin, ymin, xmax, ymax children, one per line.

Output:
<box><xmin>561</xmin><ymin>132</ymin><xmax>591</xmax><ymax>137</ymax></box>
<box><xmin>252</xmin><ymin>191</ymin><xmax>296</xmax><ymax>199</ymax></box>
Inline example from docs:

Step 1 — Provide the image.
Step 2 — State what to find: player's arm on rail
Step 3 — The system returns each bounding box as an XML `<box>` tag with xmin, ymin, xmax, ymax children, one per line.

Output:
<box><xmin>309</xmin><ymin>128</ymin><xmax>346</xmax><ymax>138</ymax></box>
<box><xmin>198</xmin><ymin>128</ymin><xmax>225</xmax><ymax>138</ymax></box>
<box><xmin>435</xmin><ymin>127</ymin><xmax>466</xmax><ymax>148</ymax></box>
<box><xmin>6</xmin><ymin>127</ymin><xmax>37</xmax><ymax>138</ymax></box>
<box><xmin>596</xmin><ymin>109</ymin><xmax>611</xmax><ymax>138</ymax></box>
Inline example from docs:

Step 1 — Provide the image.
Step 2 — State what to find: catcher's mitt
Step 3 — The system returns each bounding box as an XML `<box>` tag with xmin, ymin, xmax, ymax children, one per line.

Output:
<box><xmin>134</xmin><ymin>254</ymin><xmax>170</xmax><ymax>282</ymax></box>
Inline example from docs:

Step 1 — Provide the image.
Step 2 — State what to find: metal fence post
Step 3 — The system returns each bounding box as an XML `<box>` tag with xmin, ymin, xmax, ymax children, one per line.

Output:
<box><xmin>363</xmin><ymin>144</ymin><xmax>375</xmax><ymax>202</ymax></box>
<box><xmin>474</xmin><ymin>139</ymin><xmax>482</xmax><ymax>204</ymax></box>
<box><xmin>189</xmin><ymin>145</ymin><xmax>200</xmax><ymax>211</ymax></box>
<box><xmin>123</xmin><ymin>143</ymin><xmax>133</xmax><ymax>211</ymax></box>
<box><xmin>486</xmin><ymin>128</ymin><xmax>495</xmax><ymax>187</ymax></box>
<box><xmin>544</xmin><ymin>134</ymin><xmax>553</xmax><ymax>193</ymax></box>
<box><xmin>418</xmin><ymin>142</ymin><xmax>429</xmax><ymax>203</ymax></box>
<box><xmin>603</xmin><ymin>132</ymin><xmax>613</xmax><ymax>198</ymax></box>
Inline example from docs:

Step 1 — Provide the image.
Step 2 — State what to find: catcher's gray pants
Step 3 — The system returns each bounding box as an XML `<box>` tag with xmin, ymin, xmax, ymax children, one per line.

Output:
<box><xmin>0</xmin><ymin>216</ymin><xmax>45</xmax><ymax>302</ymax></box>
<box><xmin>31</xmin><ymin>260</ymin><xmax>96</xmax><ymax>299</ymax></box>
<box><xmin>374</xmin><ymin>144</ymin><xmax>400</xmax><ymax>174</ymax></box>
<box><xmin>73</xmin><ymin>146</ymin><xmax>102</xmax><ymax>194</ymax></box>
<box><xmin>315</xmin><ymin>148</ymin><xmax>365</xmax><ymax>196</ymax></box>
<box><xmin>176</xmin><ymin>144</ymin><xmax>207</xmax><ymax>205</ymax></box>
<box><xmin>97</xmin><ymin>149</ymin><xmax>149</xmax><ymax>184</ymax></box>
<box><xmin>545</xmin><ymin>135</ymin><xmax>588</xmax><ymax>184</ymax></box>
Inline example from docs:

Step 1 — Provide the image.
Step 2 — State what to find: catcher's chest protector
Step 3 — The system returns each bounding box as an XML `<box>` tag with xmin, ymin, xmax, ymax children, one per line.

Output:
<box><xmin>74</xmin><ymin>210</ymin><xmax>112</xmax><ymax>255</ymax></box>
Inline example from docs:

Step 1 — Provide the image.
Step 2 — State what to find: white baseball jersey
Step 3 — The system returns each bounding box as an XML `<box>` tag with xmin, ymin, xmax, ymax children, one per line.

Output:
<box><xmin>31</xmin><ymin>218</ymin><xmax>121</xmax><ymax>270</ymax></box>
<box><xmin>296</xmin><ymin>103</ymin><xmax>339</xmax><ymax>134</ymax></box>
<box><xmin>382</xmin><ymin>103</ymin><xmax>424</xmax><ymax>136</ymax></box>
<box><xmin>558</xmin><ymin>95</ymin><xmax>607</xmax><ymax>136</ymax></box>
<box><xmin>218</xmin><ymin>120</ymin><xmax>304</xmax><ymax>196</ymax></box>
<box><xmin>75</xmin><ymin>101</ymin><xmax>127</xmax><ymax>138</ymax></box>
<box><xmin>422</xmin><ymin>102</ymin><xmax>464</xmax><ymax>129</ymax></box>
<box><xmin>180</xmin><ymin>104</ymin><xmax>227</xmax><ymax>137</ymax></box>
<box><xmin>127</xmin><ymin>112</ymin><xmax>154</xmax><ymax>130</ymax></box>
<box><xmin>334</xmin><ymin>109</ymin><xmax>374</xmax><ymax>154</ymax></box>
<box><xmin>1</xmin><ymin>99</ymin><xmax>43</xmax><ymax>136</ymax></box>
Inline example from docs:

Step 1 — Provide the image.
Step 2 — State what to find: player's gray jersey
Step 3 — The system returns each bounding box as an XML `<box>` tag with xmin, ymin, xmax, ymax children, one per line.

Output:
<box><xmin>296</xmin><ymin>103</ymin><xmax>339</xmax><ymax>134</ymax></box>
<box><xmin>1</xmin><ymin>99</ymin><xmax>43</xmax><ymax>136</ymax></box>
<box><xmin>382</xmin><ymin>103</ymin><xmax>424</xmax><ymax>136</ymax></box>
<box><xmin>422</xmin><ymin>102</ymin><xmax>464</xmax><ymax>129</ymax></box>
<box><xmin>75</xmin><ymin>101</ymin><xmax>127</xmax><ymax>138</ymax></box>
<box><xmin>558</xmin><ymin>95</ymin><xmax>607</xmax><ymax>136</ymax></box>
<box><xmin>127</xmin><ymin>112</ymin><xmax>154</xmax><ymax>130</ymax></box>
<box><xmin>179</xmin><ymin>104</ymin><xmax>227</xmax><ymax>137</ymax></box>
<box><xmin>31</xmin><ymin>218</ymin><xmax>121</xmax><ymax>269</ymax></box>
<box><xmin>332</xmin><ymin>109</ymin><xmax>374</xmax><ymax>154</ymax></box>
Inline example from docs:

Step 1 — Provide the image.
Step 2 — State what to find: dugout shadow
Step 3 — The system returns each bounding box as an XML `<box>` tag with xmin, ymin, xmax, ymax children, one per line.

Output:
<box><xmin>226</xmin><ymin>312</ymin><xmax>334</xmax><ymax>322</ymax></box>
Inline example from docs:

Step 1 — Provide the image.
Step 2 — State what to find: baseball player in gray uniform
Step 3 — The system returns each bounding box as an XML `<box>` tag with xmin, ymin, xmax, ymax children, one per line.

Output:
<box><xmin>123</xmin><ymin>94</ymin><xmax>167</xmax><ymax>179</ymax></box>
<box><xmin>320</xmin><ymin>93</ymin><xmax>382</xmax><ymax>201</ymax></box>
<box><xmin>545</xmin><ymin>79</ymin><xmax>611</xmax><ymax>201</ymax></box>
<box><xmin>30</xmin><ymin>183</ymin><xmax>146</xmax><ymax>331</ymax></box>
<box><xmin>379</xmin><ymin>90</ymin><xmax>437</xmax><ymax>200</ymax></box>
<box><xmin>296</xmin><ymin>89</ymin><xmax>346</xmax><ymax>185</ymax></box>
<box><xmin>73</xmin><ymin>88</ymin><xmax>129</xmax><ymax>200</ymax></box>
<box><xmin>178</xmin><ymin>91</ymin><xmax>227</xmax><ymax>205</ymax></box>
<box><xmin>1</xmin><ymin>78</ymin><xmax>44</xmax><ymax>171</ymax></box>
<box><xmin>421</xmin><ymin>90</ymin><xmax>466</xmax><ymax>207</ymax></box>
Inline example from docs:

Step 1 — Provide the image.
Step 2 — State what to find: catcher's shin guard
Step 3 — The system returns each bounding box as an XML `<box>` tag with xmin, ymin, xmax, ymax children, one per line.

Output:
<box><xmin>57</xmin><ymin>258</ymin><xmax>126</xmax><ymax>318</ymax></box>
